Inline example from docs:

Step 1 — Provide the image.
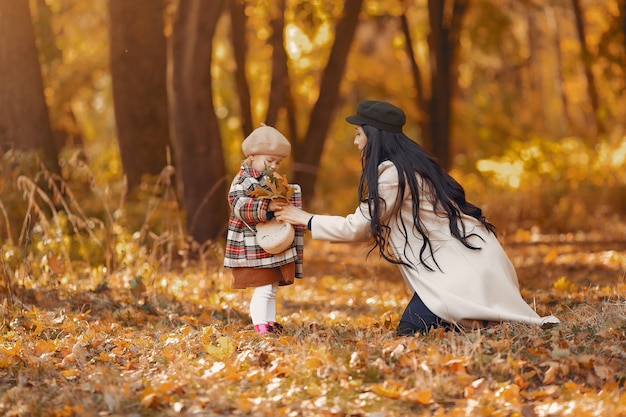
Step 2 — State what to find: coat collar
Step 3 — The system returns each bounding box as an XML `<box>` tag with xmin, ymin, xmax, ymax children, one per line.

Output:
<box><xmin>241</xmin><ymin>163</ymin><xmax>265</xmax><ymax>180</ymax></box>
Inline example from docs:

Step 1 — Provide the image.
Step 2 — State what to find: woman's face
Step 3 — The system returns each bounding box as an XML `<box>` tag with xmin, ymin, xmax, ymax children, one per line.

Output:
<box><xmin>249</xmin><ymin>154</ymin><xmax>284</xmax><ymax>173</ymax></box>
<box><xmin>354</xmin><ymin>125</ymin><xmax>368</xmax><ymax>152</ymax></box>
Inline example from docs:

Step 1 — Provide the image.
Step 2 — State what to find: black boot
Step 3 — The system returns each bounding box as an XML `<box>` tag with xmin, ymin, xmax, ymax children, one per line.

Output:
<box><xmin>397</xmin><ymin>292</ymin><xmax>452</xmax><ymax>335</ymax></box>
<box><xmin>396</xmin><ymin>320</ymin><xmax>420</xmax><ymax>336</ymax></box>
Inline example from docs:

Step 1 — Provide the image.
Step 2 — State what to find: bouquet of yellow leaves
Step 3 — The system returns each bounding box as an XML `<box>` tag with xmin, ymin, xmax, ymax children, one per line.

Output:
<box><xmin>249</xmin><ymin>165</ymin><xmax>296</xmax><ymax>254</ymax></box>
<box><xmin>250</xmin><ymin>167</ymin><xmax>295</xmax><ymax>201</ymax></box>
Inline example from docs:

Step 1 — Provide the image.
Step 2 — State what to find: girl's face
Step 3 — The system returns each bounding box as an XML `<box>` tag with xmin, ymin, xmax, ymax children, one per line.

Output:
<box><xmin>249</xmin><ymin>154</ymin><xmax>284</xmax><ymax>173</ymax></box>
<box><xmin>354</xmin><ymin>126</ymin><xmax>367</xmax><ymax>152</ymax></box>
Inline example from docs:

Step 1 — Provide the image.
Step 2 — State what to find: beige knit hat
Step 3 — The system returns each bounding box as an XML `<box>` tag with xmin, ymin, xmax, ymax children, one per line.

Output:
<box><xmin>241</xmin><ymin>124</ymin><xmax>291</xmax><ymax>158</ymax></box>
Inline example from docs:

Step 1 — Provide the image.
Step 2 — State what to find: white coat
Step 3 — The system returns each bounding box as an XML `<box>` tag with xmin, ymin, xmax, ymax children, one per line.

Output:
<box><xmin>310</xmin><ymin>161</ymin><xmax>560</xmax><ymax>327</ymax></box>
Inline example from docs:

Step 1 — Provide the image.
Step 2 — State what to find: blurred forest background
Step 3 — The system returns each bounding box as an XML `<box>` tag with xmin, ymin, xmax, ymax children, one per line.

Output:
<box><xmin>1</xmin><ymin>2</ymin><xmax>626</xmax><ymax>414</ymax></box>
<box><xmin>1</xmin><ymin>0</ymin><xmax>625</xmax><ymax>263</ymax></box>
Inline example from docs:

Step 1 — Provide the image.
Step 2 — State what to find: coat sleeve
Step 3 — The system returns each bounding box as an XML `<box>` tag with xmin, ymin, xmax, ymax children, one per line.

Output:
<box><xmin>228</xmin><ymin>177</ymin><xmax>271</xmax><ymax>224</ymax></box>
<box><xmin>289</xmin><ymin>184</ymin><xmax>305</xmax><ymax>278</ymax></box>
<box><xmin>311</xmin><ymin>162</ymin><xmax>400</xmax><ymax>243</ymax></box>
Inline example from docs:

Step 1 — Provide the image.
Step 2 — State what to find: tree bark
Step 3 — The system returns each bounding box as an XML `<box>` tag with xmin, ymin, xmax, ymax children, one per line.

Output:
<box><xmin>168</xmin><ymin>0</ymin><xmax>229</xmax><ymax>243</ymax></box>
<box><xmin>621</xmin><ymin>0</ymin><xmax>626</xmax><ymax>70</ymax></box>
<box><xmin>229</xmin><ymin>0</ymin><xmax>254</xmax><ymax>136</ymax></box>
<box><xmin>0</xmin><ymin>0</ymin><xmax>58</xmax><ymax>171</ymax></box>
<box><xmin>265</xmin><ymin>0</ymin><xmax>297</xmax><ymax>143</ymax></box>
<box><xmin>621</xmin><ymin>0</ymin><xmax>626</xmax><ymax>50</ymax></box>
<box><xmin>426</xmin><ymin>0</ymin><xmax>469</xmax><ymax>170</ymax></box>
<box><xmin>571</xmin><ymin>0</ymin><xmax>604</xmax><ymax>137</ymax></box>
<box><xmin>32</xmin><ymin>0</ymin><xmax>83</xmax><ymax>152</ymax></box>
<box><xmin>293</xmin><ymin>0</ymin><xmax>363</xmax><ymax>206</ymax></box>
<box><xmin>525</xmin><ymin>5</ymin><xmax>547</xmax><ymax>133</ymax></box>
<box><xmin>400</xmin><ymin>12</ymin><xmax>429</xmax><ymax>151</ymax></box>
<box><xmin>545</xmin><ymin>5</ymin><xmax>574</xmax><ymax>134</ymax></box>
<box><xmin>109</xmin><ymin>0</ymin><xmax>171</xmax><ymax>190</ymax></box>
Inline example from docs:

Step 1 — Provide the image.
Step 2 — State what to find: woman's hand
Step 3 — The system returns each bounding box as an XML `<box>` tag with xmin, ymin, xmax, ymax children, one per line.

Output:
<box><xmin>274</xmin><ymin>205</ymin><xmax>312</xmax><ymax>226</ymax></box>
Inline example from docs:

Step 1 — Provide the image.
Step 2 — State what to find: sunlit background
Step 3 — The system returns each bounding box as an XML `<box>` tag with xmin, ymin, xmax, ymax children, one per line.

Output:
<box><xmin>7</xmin><ymin>0</ymin><xmax>626</xmax><ymax>238</ymax></box>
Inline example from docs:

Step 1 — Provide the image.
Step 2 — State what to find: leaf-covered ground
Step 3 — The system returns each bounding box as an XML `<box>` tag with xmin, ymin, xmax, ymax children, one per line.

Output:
<box><xmin>1</xmin><ymin>233</ymin><xmax>625</xmax><ymax>417</ymax></box>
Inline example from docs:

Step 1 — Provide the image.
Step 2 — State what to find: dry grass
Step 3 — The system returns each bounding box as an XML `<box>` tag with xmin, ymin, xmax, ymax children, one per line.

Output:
<box><xmin>0</xmin><ymin>156</ymin><xmax>624</xmax><ymax>416</ymax></box>
<box><xmin>0</xmin><ymin>239</ymin><xmax>624</xmax><ymax>417</ymax></box>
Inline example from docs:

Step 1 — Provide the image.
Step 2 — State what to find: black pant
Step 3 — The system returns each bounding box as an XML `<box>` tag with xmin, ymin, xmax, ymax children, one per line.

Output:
<box><xmin>396</xmin><ymin>292</ymin><xmax>452</xmax><ymax>335</ymax></box>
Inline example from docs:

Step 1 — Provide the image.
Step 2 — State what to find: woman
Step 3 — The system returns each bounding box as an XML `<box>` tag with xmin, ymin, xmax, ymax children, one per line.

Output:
<box><xmin>275</xmin><ymin>99</ymin><xmax>560</xmax><ymax>335</ymax></box>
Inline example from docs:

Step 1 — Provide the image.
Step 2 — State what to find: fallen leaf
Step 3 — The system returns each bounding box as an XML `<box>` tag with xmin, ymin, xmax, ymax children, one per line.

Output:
<box><xmin>205</xmin><ymin>336</ymin><xmax>235</xmax><ymax>360</ymax></box>
<box><xmin>370</xmin><ymin>381</ymin><xmax>404</xmax><ymax>399</ymax></box>
<box><xmin>404</xmin><ymin>388</ymin><xmax>432</xmax><ymax>405</ymax></box>
<box><xmin>542</xmin><ymin>361</ymin><xmax>559</xmax><ymax>384</ymax></box>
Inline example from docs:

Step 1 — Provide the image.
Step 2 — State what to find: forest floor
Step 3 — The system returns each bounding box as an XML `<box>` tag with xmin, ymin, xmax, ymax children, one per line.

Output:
<box><xmin>0</xmin><ymin>231</ymin><xmax>625</xmax><ymax>416</ymax></box>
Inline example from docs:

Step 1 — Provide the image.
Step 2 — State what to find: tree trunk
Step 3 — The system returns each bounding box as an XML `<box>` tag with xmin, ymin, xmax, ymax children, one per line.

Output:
<box><xmin>621</xmin><ymin>0</ymin><xmax>626</xmax><ymax>71</ymax></box>
<box><xmin>0</xmin><ymin>0</ymin><xmax>58</xmax><ymax>171</ymax></box>
<box><xmin>293</xmin><ymin>0</ymin><xmax>363</xmax><ymax>207</ymax></box>
<box><xmin>426</xmin><ymin>0</ymin><xmax>469</xmax><ymax>170</ymax></box>
<box><xmin>571</xmin><ymin>0</ymin><xmax>604</xmax><ymax>138</ymax></box>
<box><xmin>545</xmin><ymin>5</ymin><xmax>574</xmax><ymax>134</ymax></box>
<box><xmin>168</xmin><ymin>0</ymin><xmax>229</xmax><ymax>243</ymax></box>
<box><xmin>526</xmin><ymin>5</ymin><xmax>547</xmax><ymax>133</ymax></box>
<box><xmin>229</xmin><ymin>0</ymin><xmax>254</xmax><ymax>136</ymax></box>
<box><xmin>109</xmin><ymin>0</ymin><xmax>171</xmax><ymax>190</ymax></box>
<box><xmin>32</xmin><ymin>0</ymin><xmax>83</xmax><ymax>152</ymax></box>
<box><xmin>400</xmin><ymin>12</ymin><xmax>429</xmax><ymax>151</ymax></box>
<box><xmin>265</xmin><ymin>0</ymin><xmax>297</xmax><ymax>143</ymax></box>
<box><xmin>619</xmin><ymin>0</ymin><xmax>626</xmax><ymax>69</ymax></box>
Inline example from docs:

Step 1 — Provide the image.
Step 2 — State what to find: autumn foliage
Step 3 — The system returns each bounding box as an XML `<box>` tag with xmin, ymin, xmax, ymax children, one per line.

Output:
<box><xmin>250</xmin><ymin>169</ymin><xmax>295</xmax><ymax>201</ymax></box>
<box><xmin>0</xmin><ymin>153</ymin><xmax>625</xmax><ymax>416</ymax></box>
<box><xmin>2</xmin><ymin>1</ymin><xmax>625</xmax><ymax>414</ymax></box>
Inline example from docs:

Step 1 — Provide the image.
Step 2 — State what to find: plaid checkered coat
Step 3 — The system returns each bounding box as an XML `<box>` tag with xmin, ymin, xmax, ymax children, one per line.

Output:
<box><xmin>223</xmin><ymin>164</ymin><xmax>304</xmax><ymax>278</ymax></box>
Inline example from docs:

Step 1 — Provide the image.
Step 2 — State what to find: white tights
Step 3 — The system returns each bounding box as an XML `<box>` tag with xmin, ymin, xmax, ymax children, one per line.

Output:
<box><xmin>249</xmin><ymin>282</ymin><xmax>278</xmax><ymax>325</ymax></box>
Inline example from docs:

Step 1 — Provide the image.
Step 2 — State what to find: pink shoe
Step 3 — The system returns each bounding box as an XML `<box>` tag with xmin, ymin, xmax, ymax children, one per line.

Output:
<box><xmin>254</xmin><ymin>323</ymin><xmax>270</xmax><ymax>334</ymax></box>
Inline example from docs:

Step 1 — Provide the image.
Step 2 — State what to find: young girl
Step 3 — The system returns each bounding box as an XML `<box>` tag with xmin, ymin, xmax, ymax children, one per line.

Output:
<box><xmin>276</xmin><ymin>100</ymin><xmax>559</xmax><ymax>335</ymax></box>
<box><xmin>223</xmin><ymin>124</ymin><xmax>304</xmax><ymax>335</ymax></box>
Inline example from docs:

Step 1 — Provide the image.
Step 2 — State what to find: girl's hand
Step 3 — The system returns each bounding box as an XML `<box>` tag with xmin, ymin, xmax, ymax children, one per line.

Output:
<box><xmin>268</xmin><ymin>199</ymin><xmax>288</xmax><ymax>212</ymax></box>
<box><xmin>274</xmin><ymin>205</ymin><xmax>312</xmax><ymax>226</ymax></box>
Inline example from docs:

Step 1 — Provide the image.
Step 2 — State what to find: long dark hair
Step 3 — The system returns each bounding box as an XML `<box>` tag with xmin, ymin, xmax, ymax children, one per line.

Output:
<box><xmin>358</xmin><ymin>125</ymin><xmax>496</xmax><ymax>271</ymax></box>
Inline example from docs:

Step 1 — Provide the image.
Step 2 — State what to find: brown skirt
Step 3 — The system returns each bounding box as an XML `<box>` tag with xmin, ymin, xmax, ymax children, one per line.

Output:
<box><xmin>231</xmin><ymin>263</ymin><xmax>295</xmax><ymax>289</ymax></box>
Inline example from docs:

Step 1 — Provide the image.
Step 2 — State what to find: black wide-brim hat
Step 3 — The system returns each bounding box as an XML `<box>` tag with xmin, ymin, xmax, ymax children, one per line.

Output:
<box><xmin>345</xmin><ymin>99</ymin><xmax>406</xmax><ymax>133</ymax></box>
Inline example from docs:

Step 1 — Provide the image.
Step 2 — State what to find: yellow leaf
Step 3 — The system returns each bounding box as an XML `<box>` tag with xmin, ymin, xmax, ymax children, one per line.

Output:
<box><xmin>404</xmin><ymin>389</ymin><xmax>432</xmax><ymax>405</ymax></box>
<box><xmin>370</xmin><ymin>382</ymin><xmax>404</xmax><ymax>399</ymax></box>
<box><xmin>494</xmin><ymin>383</ymin><xmax>521</xmax><ymax>404</ymax></box>
<box><xmin>464</xmin><ymin>378</ymin><xmax>487</xmax><ymax>398</ymax></box>
<box><xmin>487</xmin><ymin>339</ymin><xmax>511</xmax><ymax>350</ymax></box>
<box><xmin>543</xmin><ymin>248</ymin><xmax>559</xmax><ymax>262</ymax></box>
<box><xmin>522</xmin><ymin>385</ymin><xmax>559</xmax><ymax>399</ymax></box>
<box><xmin>0</xmin><ymin>355</ymin><xmax>9</xmax><ymax>367</ymax></box>
<box><xmin>235</xmin><ymin>398</ymin><xmax>254</xmax><ymax>413</ymax></box>
<box><xmin>251</xmin><ymin>171</ymin><xmax>294</xmax><ymax>200</ymax></box>
<box><xmin>274</xmin><ymin>173</ymin><xmax>292</xmax><ymax>196</ymax></box>
<box><xmin>267</xmin><ymin>180</ymin><xmax>281</xmax><ymax>196</ymax></box>
<box><xmin>398</xmin><ymin>354</ymin><xmax>413</xmax><ymax>367</ymax></box>
<box><xmin>1</xmin><ymin>341</ymin><xmax>21</xmax><ymax>356</ymax></box>
<box><xmin>205</xmin><ymin>336</ymin><xmax>235</xmax><ymax>360</ymax></box>
<box><xmin>514</xmin><ymin>373</ymin><xmax>529</xmax><ymax>389</ymax></box>
<box><xmin>250</xmin><ymin>186</ymin><xmax>273</xmax><ymax>199</ymax></box>
<box><xmin>60</xmin><ymin>369</ymin><xmax>80</xmax><ymax>380</ymax></box>
<box><xmin>442</xmin><ymin>357</ymin><xmax>467</xmax><ymax>373</ymax></box>
<box><xmin>141</xmin><ymin>391</ymin><xmax>159</xmax><ymax>408</ymax></box>
<box><xmin>553</xmin><ymin>276</ymin><xmax>571</xmax><ymax>291</ymax></box>
<box><xmin>33</xmin><ymin>339</ymin><xmax>56</xmax><ymax>356</ymax></box>
<box><xmin>45</xmin><ymin>253</ymin><xmax>66</xmax><ymax>274</ymax></box>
